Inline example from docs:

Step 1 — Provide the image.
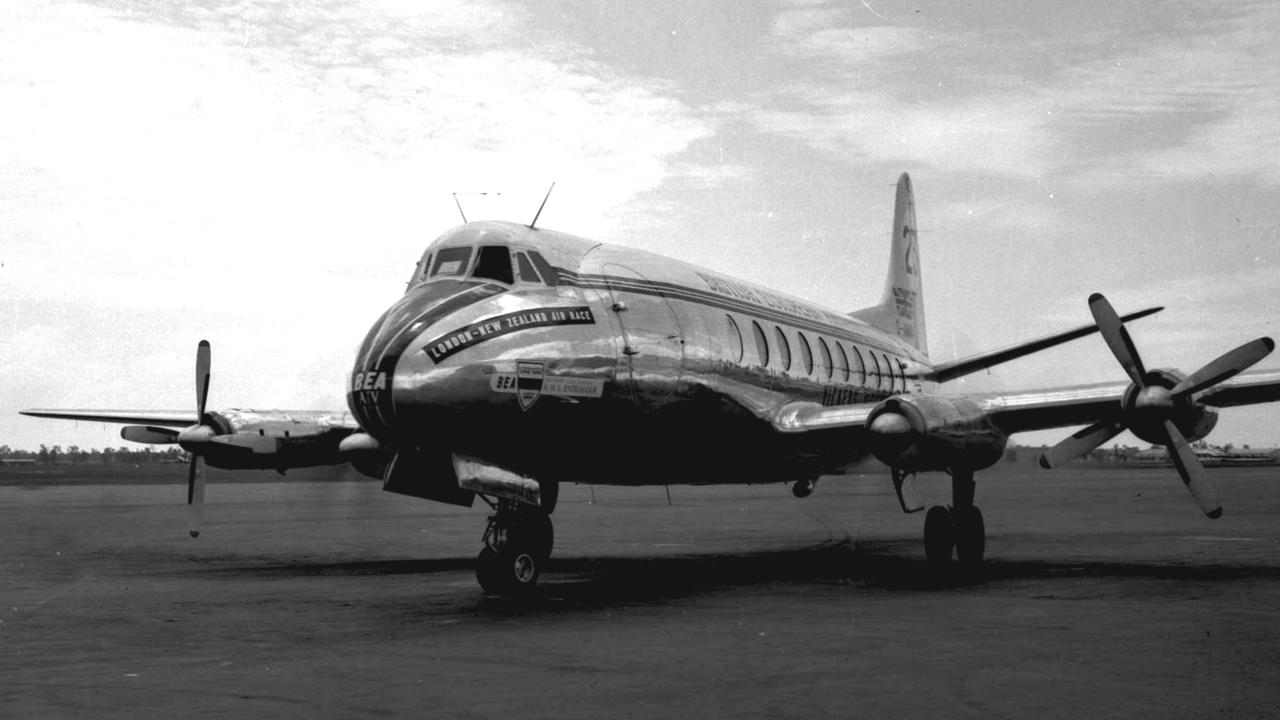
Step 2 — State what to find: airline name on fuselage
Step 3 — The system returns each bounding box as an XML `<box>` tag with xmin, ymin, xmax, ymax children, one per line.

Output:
<box><xmin>697</xmin><ymin>272</ymin><xmax>844</xmax><ymax>325</ymax></box>
<box><xmin>351</xmin><ymin>371</ymin><xmax>388</xmax><ymax>392</ymax></box>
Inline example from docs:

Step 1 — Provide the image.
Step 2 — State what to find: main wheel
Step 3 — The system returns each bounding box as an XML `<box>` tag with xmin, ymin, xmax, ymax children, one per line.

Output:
<box><xmin>954</xmin><ymin>505</ymin><xmax>985</xmax><ymax>564</ymax></box>
<box><xmin>475</xmin><ymin>545</ymin><xmax>541</xmax><ymax>596</ymax></box>
<box><xmin>923</xmin><ymin>505</ymin><xmax>955</xmax><ymax>565</ymax></box>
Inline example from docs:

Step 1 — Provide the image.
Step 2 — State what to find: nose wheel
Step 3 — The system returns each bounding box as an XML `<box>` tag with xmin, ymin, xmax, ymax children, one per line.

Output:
<box><xmin>476</xmin><ymin>500</ymin><xmax>554</xmax><ymax>596</ymax></box>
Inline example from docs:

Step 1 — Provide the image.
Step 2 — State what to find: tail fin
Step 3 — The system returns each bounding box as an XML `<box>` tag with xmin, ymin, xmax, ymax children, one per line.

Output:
<box><xmin>850</xmin><ymin>173</ymin><xmax>927</xmax><ymax>356</ymax></box>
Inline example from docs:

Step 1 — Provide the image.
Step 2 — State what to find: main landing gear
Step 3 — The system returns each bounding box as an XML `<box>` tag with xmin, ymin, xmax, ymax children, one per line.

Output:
<box><xmin>922</xmin><ymin>469</ymin><xmax>985</xmax><ymax>566</ymax></box>
<box><xmin>475</xmin><ymin>499</ymin><xmax>554</xmax><ymax>596</ymax></box>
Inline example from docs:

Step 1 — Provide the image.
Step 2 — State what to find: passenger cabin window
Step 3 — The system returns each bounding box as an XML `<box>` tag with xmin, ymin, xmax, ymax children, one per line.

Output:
<box><xmin>868</xmin><ymin>351</ymin><xmax>882</xmax><ymax>390</ymax></box>
<box><xmin>515</xmin><ymin>252</ymin><xmax>542</xmax><ymax>283</ymax></box>
<box><xmin>834</xmin><ymin>342</ymin><xmax>850</xmax><ymax>382</ymax></box>
<box><xmin>774</xmin><ymin>326</ymin><xmax>792</xmax><ymax>371</ymax></box>
<box><xmin>797</xmin><ymin>332</ymin><xmax>814</xmax><ymax>375</ymax></box>
<box><xmin>849</xmin><ymin>345</ymin><xmax>866</xmax><ymax>385</ymax></box>
<box><xmin>472</xmin><ymin>245</ymin><xmax>514</xmax><ymax>284</ymax></box>
<box><xmin>817</xmin><ymin>337</ymin><xmax>833</xmax><ymax>380</ymax></box>
<box><xmin>725</xmin><ymin>315</ymin><xmax>744</xmax><ymax>363</ymax></box>
<box><xmin>751</xmin><ymin>321</ymin><xmax>769</xmax><ymax>367</ymax></box>
<box><xmin>431</xmin><ymin>247</ymin><xmax>472</xmax><ymax>277</ymax></box>
<box><xmin>883</xmin><ymin>353</ymin><xmax>896</xmax><ymax>392</ymax></box>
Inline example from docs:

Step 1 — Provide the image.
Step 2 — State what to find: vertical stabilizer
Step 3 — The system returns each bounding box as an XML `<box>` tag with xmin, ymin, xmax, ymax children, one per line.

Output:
<box><xmin>850</xmin><ymin>173</ymin><xmax>927</xmax><ymax>356</ymax></box>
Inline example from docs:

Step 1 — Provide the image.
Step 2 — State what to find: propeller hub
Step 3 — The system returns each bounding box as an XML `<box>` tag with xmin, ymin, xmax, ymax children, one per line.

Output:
<box><xmin>869</xmin><ymin>412</ymin><xmax>912</xmax><ymax>436</ymax></box>
<box><xmin>1133</xmin><ymin>385</ymin><xmax>1174</xmax><ymax>412</ymax></box>
<box><xmin>177</xmin><ymin>424</ymin><xmax>216</xmax><ymax>450</ymax></box>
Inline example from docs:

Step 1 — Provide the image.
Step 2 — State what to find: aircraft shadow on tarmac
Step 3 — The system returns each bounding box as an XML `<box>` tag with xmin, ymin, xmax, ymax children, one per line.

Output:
<box><xmin>189</xmin><ymin>539</ymin><xmax>1280</xmax><ymax>607</ymax></box>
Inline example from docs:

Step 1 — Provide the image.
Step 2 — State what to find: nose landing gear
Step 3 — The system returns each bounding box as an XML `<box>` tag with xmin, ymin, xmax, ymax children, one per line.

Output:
<box><xmin>475</xmin><ymin>499</ymin><xmax>554</xmax><ymax>596</ymax></box>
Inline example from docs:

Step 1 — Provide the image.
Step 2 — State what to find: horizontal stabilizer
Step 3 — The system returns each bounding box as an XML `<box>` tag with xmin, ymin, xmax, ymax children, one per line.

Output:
<box><xmin>918</xmin><ymin>306</ymin><xmax>1162</xmax><ymax>383</ymax></box>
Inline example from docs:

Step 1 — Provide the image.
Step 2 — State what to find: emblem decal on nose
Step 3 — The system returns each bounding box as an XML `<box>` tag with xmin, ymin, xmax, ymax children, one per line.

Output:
<box><xmin>423</xmin><ymin>306</ymin><xmax>596</xmax><ymax>364</ymax></box>
<box><xmin>490</xmin><ymin>362</ymin><xmax>605</xmax><ymax>411</ymax></box>
<box><xmin>516</xmin><ymin>361</ymin><xmax>544</xmax><ymax>411</ymax></box>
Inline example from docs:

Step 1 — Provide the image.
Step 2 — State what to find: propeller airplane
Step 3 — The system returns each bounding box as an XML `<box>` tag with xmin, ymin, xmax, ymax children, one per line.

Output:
<box><xmin>23</xmin><ymin>174</ymin><xmax>1280</xmax><ymax>595</ymax></box>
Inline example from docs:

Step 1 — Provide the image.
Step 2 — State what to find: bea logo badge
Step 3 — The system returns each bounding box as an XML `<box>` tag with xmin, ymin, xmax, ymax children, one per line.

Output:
<box><xmin>516</xmin><ymin>362</ymin><xmax>544</xmax><ymax>411</ymax></box>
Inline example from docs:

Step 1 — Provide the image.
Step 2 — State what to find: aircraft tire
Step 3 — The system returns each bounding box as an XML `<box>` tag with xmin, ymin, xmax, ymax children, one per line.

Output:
<box><xmin>475</xmin><ymin>545</ymin><xmax>540</xmax><ymax>597</ymax></box>
<box><xmin>475</xmin><ymin>546</ymin><xmax>508</xmax><ymax>594</ymax></box>
<box><xmin>954</xmin><ymin>506</ymin><xmax>985</xmax><ymax>565</ymax></box>
<box><xmin>923</xmin><ymin>505</ymin><xmax>955</xmax><ymax>565</ymax></box>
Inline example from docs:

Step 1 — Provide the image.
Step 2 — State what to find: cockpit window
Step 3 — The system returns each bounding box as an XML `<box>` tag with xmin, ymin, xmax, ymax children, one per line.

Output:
<box><xmin>527</xmin><ymin>251</ymin><xmax>559</xmax><ymax>287</ymax></box>
<box><xmin>515</xmin><ymin>252</ymin><xmax>542</xmax><ymax>283</ymax></box>
<box><xmin>472</xmin><ymin>245</ymin><xmax>514</xmax><ymax>284</ymax></box>
<box><xmin>431</xmin><ymin>247</ymin><xmax>472</xmax><ymax>277</ymax></box>
<box><xmin>408</xmin><ymin>253</ymin><xmax>432</xmax><ymax>286</ymax></box>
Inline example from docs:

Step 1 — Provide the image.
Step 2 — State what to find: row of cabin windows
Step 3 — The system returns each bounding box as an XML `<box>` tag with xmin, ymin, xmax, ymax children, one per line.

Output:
<box><xmin>724</xmin><ymin>314</ymin><xmax>907</xmax><ymax>392</ymax></box>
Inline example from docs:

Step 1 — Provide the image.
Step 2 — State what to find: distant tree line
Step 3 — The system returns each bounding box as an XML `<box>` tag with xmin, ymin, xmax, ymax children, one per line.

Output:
<box><xmin>0</xmin><ymin>445</ymin><xmax>187</xmax><ymax>464</ymax></box>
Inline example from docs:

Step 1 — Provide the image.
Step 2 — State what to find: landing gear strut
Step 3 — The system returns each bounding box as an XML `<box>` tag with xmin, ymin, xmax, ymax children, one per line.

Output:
<box><xmin>475</xmin><ymin>499</ymin><xmax>554</xmax><ymax>596</ymax></box>
<box><xmin>922</xmin><ymin>469</ymin><xmax>985</xmax><ymax>566</ymax></box>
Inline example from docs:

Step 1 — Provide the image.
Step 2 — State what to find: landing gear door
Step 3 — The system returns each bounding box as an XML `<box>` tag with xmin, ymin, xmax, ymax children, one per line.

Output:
<box><xmin>601</xmin><ymin>263</ymin><xmax>684</xmax><ymax>410</ymax></box>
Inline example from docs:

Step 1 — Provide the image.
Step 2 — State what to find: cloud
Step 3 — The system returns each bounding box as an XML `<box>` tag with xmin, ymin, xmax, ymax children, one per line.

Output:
<box><xmin>0</xmin><ymin>0</ymin><xmax>714</xmax><ymax>311</ymax></box>
<box><xmin>754</xmin><ymin>92</ymin><xmax>1053</xmax><ymax>177</ymax></box>
<box><xmin>752</xmin><ymin>0</ymin><xmax>1280</xmax><ymax>187</ymax></box>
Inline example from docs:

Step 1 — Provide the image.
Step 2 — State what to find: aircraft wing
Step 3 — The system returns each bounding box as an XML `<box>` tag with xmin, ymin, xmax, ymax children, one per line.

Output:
<box><xmin>1195</xmin><ymin>368</ymin><xmax>1280</xmax><ymax>408</ymax></box>
<box><xmin>773</xmin><ymin>368</ymin><xmax>1280</xmax><ymax>436</ymax></box>
<box><xmin>19</xmin><ymin>408</ymin><xmax>362</xmax><ymax>430</ymax></box>
<box><xmin>20</xmin><ymin>409</ymin><xmax>198</xmax><ymax>427</ymax></box>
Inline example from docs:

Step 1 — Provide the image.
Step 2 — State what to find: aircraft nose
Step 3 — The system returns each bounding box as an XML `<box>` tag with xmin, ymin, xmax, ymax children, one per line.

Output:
<box><xmin>347</xmin><ymin>279</ymin><xmax>507</xmax><ymax>442</ymax></box>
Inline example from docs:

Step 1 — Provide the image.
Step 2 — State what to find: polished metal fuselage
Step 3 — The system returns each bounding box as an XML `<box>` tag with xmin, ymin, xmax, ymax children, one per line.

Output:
<box><xmin>348</xmin><ymin>221</ymin><xmax>933</xmax><ymax>487</ymax></box>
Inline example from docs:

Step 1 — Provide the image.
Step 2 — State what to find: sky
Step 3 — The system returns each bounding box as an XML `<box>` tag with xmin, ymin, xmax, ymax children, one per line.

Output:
<box><xmin>2</xmin><ymin>0</ymin><xmax>1279</xmax><ymax>452</ymax></box>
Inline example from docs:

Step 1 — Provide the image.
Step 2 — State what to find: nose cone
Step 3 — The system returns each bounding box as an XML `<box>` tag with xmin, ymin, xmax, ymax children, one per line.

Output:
<box><xmin>348</xmin><ymin>279</ymin><xmax>507</xmax><ymax>441</ymax></box>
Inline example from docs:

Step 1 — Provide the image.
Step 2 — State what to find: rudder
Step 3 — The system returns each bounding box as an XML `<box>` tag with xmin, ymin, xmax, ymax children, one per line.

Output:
<box><xmin>850</xmin><ymin>172</ymin><xmax>927</xmax><ymax>356</ymax></box>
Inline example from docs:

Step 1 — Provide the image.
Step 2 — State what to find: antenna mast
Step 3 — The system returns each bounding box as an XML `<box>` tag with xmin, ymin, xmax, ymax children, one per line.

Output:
<box><xmin>528</xmin><ymin>182</ymin><xmax>556</xmax><ymax>229</ymax></box>
<box><xmin>450</xmin><ymin>192</ymin><xmax>502</xmax><ymax>224</ymax></box>
<box><xmin>452</xmin><ymin>193</ymin><xmax>467</xmax><ymax>224</ymax></box>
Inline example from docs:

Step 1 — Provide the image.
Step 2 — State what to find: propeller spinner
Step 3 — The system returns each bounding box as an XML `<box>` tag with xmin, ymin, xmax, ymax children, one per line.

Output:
<box><xmin>1040</xmin><ymin>294</ymin><xmax>1275</xmax><ymax>518</ymax></box>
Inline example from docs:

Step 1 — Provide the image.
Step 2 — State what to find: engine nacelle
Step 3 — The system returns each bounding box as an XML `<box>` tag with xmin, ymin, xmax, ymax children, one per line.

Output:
<box><xmin>1123</xmin><ymin>369</ymin><xmax>1220</xmax><ymax>445</ymax></box>
<box><xmin>867</xmin><ymin>395</ymin><xmax>1008</xmax><ymax>473</ymax></box>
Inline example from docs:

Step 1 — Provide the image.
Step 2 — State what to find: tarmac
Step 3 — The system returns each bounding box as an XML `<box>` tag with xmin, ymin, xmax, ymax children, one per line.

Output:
<box><xmin>3</xmin><ymin>464</ymin><xmax>1279</xmax><ymax>718</ymax></box>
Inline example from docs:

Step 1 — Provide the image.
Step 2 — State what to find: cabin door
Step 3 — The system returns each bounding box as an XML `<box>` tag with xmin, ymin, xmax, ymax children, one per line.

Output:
<box><xmin>600</xmin><ymin>263</ymin><xmax>684</xmax><ymax>410</ymax></box>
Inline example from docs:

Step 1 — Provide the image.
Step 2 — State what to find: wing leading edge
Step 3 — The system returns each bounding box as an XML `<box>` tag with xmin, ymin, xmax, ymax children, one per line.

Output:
<box><xmin>20</xmin><ymin>409</ymin><xmax>199</xmax><ymax>427</ymax></box>
<box><xmin>773</xmin><ymin>368</ymin><xmax>1280</xmax><ymax>437</ymax></box>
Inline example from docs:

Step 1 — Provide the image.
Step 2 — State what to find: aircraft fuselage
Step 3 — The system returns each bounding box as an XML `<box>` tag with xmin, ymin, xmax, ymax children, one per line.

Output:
<box><xmin>348</xmin><ymin>221</ymin><xmax>930</xmax><ymax>488</ymax></box>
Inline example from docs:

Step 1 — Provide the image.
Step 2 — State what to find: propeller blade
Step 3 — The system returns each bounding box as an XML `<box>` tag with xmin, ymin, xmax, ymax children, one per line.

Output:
<box><xmin>1088</xmin><ymin>293</ymin><xmax>1148</xmax><ymax>387</ymax></box>
<box><xmin>121</xmin><ymin>425</ymin><xmax>180</xmax><ymax>444</ymax></box>
<box><xmin>1171</xmin><ymin>337</ymin><xmax>1276</xmax><ymax>400</ymax></box>
<box><xmin>195</xmin><ymin>340</ymin><xmax>211</xmax><ymax>420</ymax></box>
<box><xmin>186</xmin><ymin>455</ymin><xmax>206</xmax><ymax>537</ymax></box>
<box><xmin>1162</xmin><ymin>420</ymin><xmax>1222</xmax><ymax>519</ymax></box>
<box><xmin>1039</xmin><ymin>419</ymin><xmax>1126</xmax><ymax>468</ymax></box>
